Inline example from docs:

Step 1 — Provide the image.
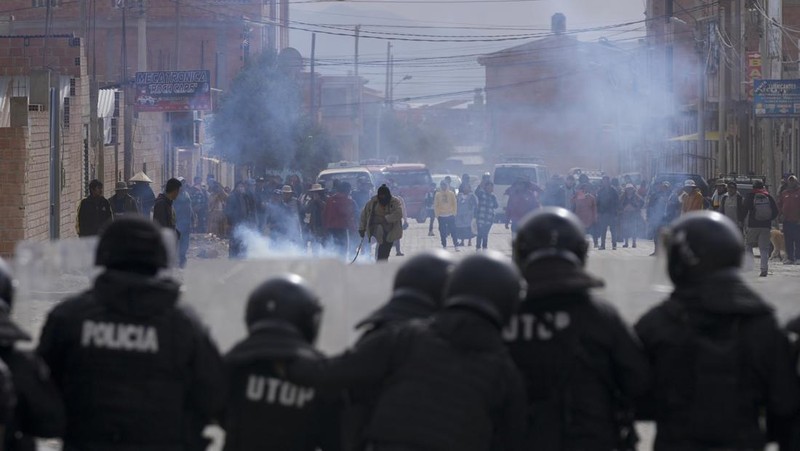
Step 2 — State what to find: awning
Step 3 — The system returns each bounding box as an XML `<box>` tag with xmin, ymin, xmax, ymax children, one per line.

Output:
<box><xmin>668</xmin><ymin>131</ymin><xmax>721</xmax><ymax>142</ymax></box>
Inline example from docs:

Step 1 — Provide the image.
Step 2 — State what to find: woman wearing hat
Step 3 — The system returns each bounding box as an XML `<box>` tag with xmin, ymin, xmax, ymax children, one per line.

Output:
<box><xmin>128</xmin><ymin>171</ymin><xmax>156</xmax><ymax>217</ymax></box>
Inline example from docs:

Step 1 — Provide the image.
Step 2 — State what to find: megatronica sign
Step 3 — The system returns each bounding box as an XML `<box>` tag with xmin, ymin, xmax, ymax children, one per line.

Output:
<box><xmin>134</xmin><ymin>70</ymin><xmax>212</xmax><ymax>113</ymax></box>
<box><xmin>754</xmin><ymin>79</ymin><xmax>800</xmax><ymax>117</ymax></box>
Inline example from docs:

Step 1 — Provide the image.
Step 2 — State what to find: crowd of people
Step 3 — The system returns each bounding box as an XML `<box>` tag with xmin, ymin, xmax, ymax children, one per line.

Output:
<box><xmin>4</xmin><ymin>207</ymin><xmax>800</xmax><ymax>451</ymax></box>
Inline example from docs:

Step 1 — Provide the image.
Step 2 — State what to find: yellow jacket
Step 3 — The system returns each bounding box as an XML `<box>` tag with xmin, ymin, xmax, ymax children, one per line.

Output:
<box><xmin>434</xmin><ymin>189</ymin><xmax>457</xmax><ymax>217</ymax></box>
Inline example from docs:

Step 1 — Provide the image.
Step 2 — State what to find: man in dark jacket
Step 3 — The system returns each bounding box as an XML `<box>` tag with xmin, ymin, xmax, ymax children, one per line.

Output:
<box><xmin>108</xmin><ymin>182</ymin><xmax>140</xmax><ymax>218</ymax></box>
<box><xmin>508</xmin><ymin>207</ymin><xmax>650</xmax><ymax>451</ymax></box>
<box><xmin>289</xmin><ymin>252</ymin><xmax>527</xmax><ymax>451</ymax></box>
<box><xmin>743</xmin><ymin>180</ymin><xmax>779</xmax><ymax>277</ymax></box>
<box><xmin>153</xmin><ymin>178</ymin><xmax>182</xmax><ymax>232</ymax></box>
<box><xmin>189</xmin><ymin>177</ymin><xmax>209</xmax><ymax>233</ymax></box>
<box><xmin>595</xmin><ymin>176</ymin><xmax>620</xmax><ymax>250</ymax></box>
<box><xmin>635</xmin><ymin>211</ymin><xmax>799</xmax><ymax>450</ymax></box>
<box><xmin>0</xmin><ymin>258</ymin><xmax>64</xmax><ymax>451</ymax></box>
<box><xmin>76</xmin><ymin>179</ymin><xmax>112</xmax><ymax>237</ymax></box>
<box><xmin>223</xmin><ymin>274</ymin><xmax>340</xmax><ymax>451</ymax></box>
<box><xmin>37</xmin><ymin>217</ymin><xmax>226</xmax><ymax>451</ymax></box>
<box><xmin>174</xmin><ymin>178</ymin><xmax>194</xmax><ymax>268</ymax></box>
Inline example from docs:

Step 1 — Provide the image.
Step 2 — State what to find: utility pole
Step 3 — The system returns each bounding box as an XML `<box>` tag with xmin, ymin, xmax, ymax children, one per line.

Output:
<box><xmin>138</xmin><ymin>1</ymin><xmax>147</xmax><ymax>72</ymax></box>
<box><xmin>378</xmin><ymin>42</ymin><xmax>392</xmax><ymax>159</ymax></box>
<box><xmin>761</xmin><ymin>0</ymin><xmax>774</xmax><ymax>186</ymax></box>
<box><xmin>122</xmin><ymin>3</ymin><xmax>133</xmax><ymax>182</ymax></box>
<box><xmin>718</xmin><ymin>8</ymin><xmax>727</xmax><ymax>176</ymax></box>
<box><xmin>355</xmin><ymin>25</ymin><xmax>361</xmax><ymax>161</ymax></box>
<box><xmin>174</xmin><ymin>0</ymin><xmax>181</xmax><ymax>70</ymax></box>
<box><xmin>310</xmin><ymin>33</ymin><xmax>316</xmax><ymax>124</ymax></box>
<box><xmin>697</xmin><ymin>19</ymin><xmax>706</xmax><ymax>175</ymax></box>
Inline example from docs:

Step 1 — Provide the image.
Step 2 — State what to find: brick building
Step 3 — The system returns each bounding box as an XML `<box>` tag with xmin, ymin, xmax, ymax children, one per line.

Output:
<box><xmin>0</xmin><ymin>35</ymin><xmax>88</xmax><ymax>255</ymax></box>
<box><xmin>646</xmin><ymin>0</ymin><xmax>800</xmax><ymax>184</ymax></box>
<box><xmin>479</xmin><ymin>14</ymin><xmax>653</xmax><ymax>176</ymax></box>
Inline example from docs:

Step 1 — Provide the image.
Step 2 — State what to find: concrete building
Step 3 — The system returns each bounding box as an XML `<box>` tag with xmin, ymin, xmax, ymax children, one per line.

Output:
<box><xmin>479</xmin><ymin>14</ymin><xmax>654</xmax><ymax>176</ymax></box>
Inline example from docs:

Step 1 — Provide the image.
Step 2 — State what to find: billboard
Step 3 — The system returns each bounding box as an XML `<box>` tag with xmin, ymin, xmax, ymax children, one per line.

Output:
<box><xmin>745</xmin><ymin>52</ymin><xmax>762</xmax><ymax>101</ymax></box>
<box><xmin>134</xmin><ymin>70</ymin><xmax>211</xmax><ymax>112</ymax></box>
<box><xmin>754</xmin><ymin>79</ymin><xmax>800</xmax><ymax>117</ymax></box>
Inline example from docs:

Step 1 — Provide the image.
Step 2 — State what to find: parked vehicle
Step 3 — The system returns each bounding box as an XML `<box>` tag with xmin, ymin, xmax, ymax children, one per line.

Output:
<box><xmin>316</xmin><ymin>162</ymin><xmax>375</xmax><ymax>191</ymax></box>
<box><xmin>493</xmin><ymin>163</ymin><xmax>549</xmax><ymax>221</ymax></box>
<box><xmin>380</xmin><ymin>164</ymin><xmax>433</xmax><ymax>222</ymax></box>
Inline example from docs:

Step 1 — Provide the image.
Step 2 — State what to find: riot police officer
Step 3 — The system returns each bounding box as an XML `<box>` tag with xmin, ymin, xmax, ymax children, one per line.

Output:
<box><xmin>289</xmin><ymin>252</ymin><xmax>527</xmax><ymax>451</ymax></box>
<box><xmin>0</xmin><ymin>257</ymin><xmax>64</xmax><ymax>451</ymax></box>
<box><xmin>222</xmin><ymin>274</ymin><xmax>340</xmax><ymax>451</ymax></box>
<box><xmin>635</xmin><ymin>211</ymin><xmax>799</xmax><ymax>450</ymax></box>
<box><xmin>508</xmin><ymin>207</ymin><xmax>650</xmax><ymax>450</ymax></box>
<box><xmin>355</xmin><ymin>249</ymin><xmax>455</xmax><ymax>337</ymax></box>
<box><xmin>37</xmin><ymin>217</ymin><xmax>225</xmax><ymax>451</ymax></box>
<box><xmin>344</xmin><ymin>250</ymin><xmax>455</xmax><ymax>450</ymax></box>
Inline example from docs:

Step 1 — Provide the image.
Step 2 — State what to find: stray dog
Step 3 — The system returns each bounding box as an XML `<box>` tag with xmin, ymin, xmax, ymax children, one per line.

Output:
<box><xmin>771</xmin><ymin>228</ymin><xmax>786</xmax><ymax>260</ymax></box>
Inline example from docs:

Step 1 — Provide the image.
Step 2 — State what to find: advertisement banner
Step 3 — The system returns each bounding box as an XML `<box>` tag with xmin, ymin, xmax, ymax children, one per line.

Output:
<box><xmin>134</xmin><ymin>70</ymin><xmax>211</xmax><ymax>112</ymax></box>
<box><xmin>745</xmin><ymin>52</ymin><xmax>762</xmax><ymax>101</ymax></box>
<box><xmin>754</xmin><ymin>79</ymin><xmax>800</xmax><ymax>117</ymax></box>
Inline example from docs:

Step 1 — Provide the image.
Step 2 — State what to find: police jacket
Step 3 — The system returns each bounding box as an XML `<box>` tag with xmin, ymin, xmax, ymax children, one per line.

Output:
<box><xmin>505</xmin><ymin>258</ymin><xmax>650</xmax><ymax>451</ymax></box>
<box><xmin>76</xmin><ymin>196</ymin><xmax>113</xmax><ymax>237</ymax></box>
<box><xmin>37</xmin><ymin>270</ymin><xmax>226</xmax><ymax>451</ymax></box>
<box><xmin>343</xmin><ymin>289</ymin><xmax>440</xmax><ymax>451</ymax></box>
<box><xmin>635</xmin><ymin>270</ymin><xmax>799</xmax><ymax>451</ymax></box>
<box><xmin>289</xmin><ymin>307</ymin><xmax>526</xmax><ymax>451</ymax></box>
<box><xmin>223</xmin><ymin>320</ymin><xmax>340</xmax><ymax>451</ymax></box>
<box><xmin>0</xmin><ymin>346</ymin><xmax>64</xmax><ymax>451</ymax></box>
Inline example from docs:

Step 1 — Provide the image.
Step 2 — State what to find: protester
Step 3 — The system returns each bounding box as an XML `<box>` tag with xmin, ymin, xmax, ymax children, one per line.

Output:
<box><xmin>571</xmin><ymin>183</ymin><xmax>597</xmax><ymax>247</ymax></box>
<box><xmin>76</xmin><ymin>179</ymin><xmax>112</xmax><ymax>237</ymax></box>
<box><xmin>454</xmin><ymin>185</ymin><xmax>478</xmax><ymax>247</ymax></box>
<box><xmin>474</xmin><ymin>181</ymin><xmax>499</xmax><ymax>250</ymax></box>
<box><xmin>595</xmin><ymin>176</ymin><xmax>619</xmax><ymax>250</ymax></box>
<box><xmin>619</xmin><ymin>184</ymin><xmax>644</xmax><ymax>248</ymax></box>
<box><xmin>743</xmin><ymin>180</ymin><xmax>779</xmax><ymax>277</ymax></box>
<box><xmin>323</xmin><ymin>182</ymin><xmax>358</xmax><ymax>259</ymax></box>
<box><xmin>108</xmin><ymin>181</ymin><xmax>140</xmax><ymax>218</ymax></box>
<box><xmin>129</xmin><ymin>171</ymin><xmax>156</xmax><ymax>217</ymax></box>
<box><xmin>434</xmin><ymin>180</ymin><xmax>458</xmax><ymax>249</ymax></box>
<box><xmin>505</xmin><ymin>180</ymin><xmax>540</xmax><ymax>238</ymax></box>
<box><xmin>779</xmin><ymin>175</ymin><xmax>800</xmax><ymax>264</ymax></box>
<box><xmin>679</xmin><ymin>179</ymin><xmax>705</xmax><ymax>214</ymax></box>
<box><xmin>359</xmin><ymin>184</ymin><xmax>404</xmax><ymax>261</ymax></box>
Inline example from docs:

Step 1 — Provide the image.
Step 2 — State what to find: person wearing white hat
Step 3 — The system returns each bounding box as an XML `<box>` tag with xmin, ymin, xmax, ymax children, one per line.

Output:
<box><xmin>108</xmin><ymin>181</ymin><xmax>140</xmax><ymax>218</ymax></box>
<box><xmin>679</xmin><ymin>179</ymin><xmax>705</xmax><ymax>215</ymax></box>
<box><xmin>129</xmin><ymin>171</ymin><xmax>156</xmax><ymax>217</ymax></box>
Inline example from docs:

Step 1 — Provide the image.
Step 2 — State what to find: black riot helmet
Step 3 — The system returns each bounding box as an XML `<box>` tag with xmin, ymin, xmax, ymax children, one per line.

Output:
<box><xmin>665</xmin><ymin>211</ymin><xmax>745</xmax><ymax>286</ymax></box>
<box><xmin>0</xmin><ymin>258</ymin><xmax>14</xmax><ymax>309</ymax></box>
<box><xmin>95</xmin><ymin>217</ymin><xmax>169</xmax><ymax>274</ymax></box>
<box><xmin>393</xmin><ymin>249</ymin><xmax>456</xmax><ymax>305</ymax></box>
<box><xmin>245</xmin><ymin>274</ymin><xmax>323</xmax><ymax>343</ymax></box>
<box><xmin>513</xmin><ymin>207</ymin><xmax>589</xmax><ymax>269</ymax></box>
<box><xmin>443</xmin><ymin>251</ymin><xmax>525</xmax><ymax>329</ymax></box>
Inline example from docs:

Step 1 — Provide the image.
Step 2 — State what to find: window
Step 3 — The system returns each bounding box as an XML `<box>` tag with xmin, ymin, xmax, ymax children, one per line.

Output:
<box><xmin>381</xmin><ymin>170</ymin><xmax>432</xmax><ymax>187</ymax></box>
<box><xmin>32</xmin><ymin>0</ymin><xmax>61</xmax><ymax>7</ymax></box>
<box><xmin>111</xmin><ymin>0</ymin><xmax>144</xmax><ymax>8</ymax></box>
<box><xmin>493</xmin><ymin>167</ymin><xmax>540</xmax><ymax>185</ymax></box>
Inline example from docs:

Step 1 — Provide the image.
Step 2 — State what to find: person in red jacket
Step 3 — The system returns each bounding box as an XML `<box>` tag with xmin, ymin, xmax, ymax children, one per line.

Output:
<box><xmin>505</xmin><ymin>180</ymin><xmax>541</xmax><ymax>237</ymax></box>
<box><xmin>779</xmin><ymin>175</ymin><xmax>800</xmax><ymax>263</ymax></box>
<box><xmin>323</xmin><ymin>181</ymin><xmax>358</xmax><ymax>258</ymax></box>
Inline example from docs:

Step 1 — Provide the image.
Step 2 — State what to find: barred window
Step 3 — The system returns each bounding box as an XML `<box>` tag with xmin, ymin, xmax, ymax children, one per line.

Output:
<box><xmin>32</xmin><ymin>0</ymin><xmax>61</xmax><ymax>7</ymax></box>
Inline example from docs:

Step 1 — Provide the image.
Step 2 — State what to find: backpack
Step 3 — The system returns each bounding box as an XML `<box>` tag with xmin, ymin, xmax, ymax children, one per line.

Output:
<box><xmin>753</xmin><ymin>193</ymin><xmax>773</xmax><ymax>222</ymax></box>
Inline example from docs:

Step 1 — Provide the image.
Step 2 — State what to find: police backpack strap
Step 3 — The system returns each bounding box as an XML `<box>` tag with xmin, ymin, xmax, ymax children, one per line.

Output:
<box><xmin>538</xmin><ymin>313</ymin><xmax>639</xmax><ymax>451</ymax></box>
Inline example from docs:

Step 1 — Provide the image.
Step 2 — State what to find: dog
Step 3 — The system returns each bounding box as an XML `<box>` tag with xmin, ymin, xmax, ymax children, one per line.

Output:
<box><xmin>771</xmin><ymin>228</ymin><xmax>786</xmax><ymax>261</ymax></box>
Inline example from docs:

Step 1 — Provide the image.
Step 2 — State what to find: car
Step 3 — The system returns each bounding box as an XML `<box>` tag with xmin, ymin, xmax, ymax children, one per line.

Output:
<box><xmin>316</xmin><ymin>163</ymin><xmax>376</xmax><ymax>192</ymax></box>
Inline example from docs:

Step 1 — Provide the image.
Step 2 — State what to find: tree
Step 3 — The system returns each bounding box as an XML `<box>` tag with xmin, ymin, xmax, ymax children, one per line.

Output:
<box><xmin>211</xmin><ymin>51</ymin><xmax>339</xmax><ymax>182</ymax></box>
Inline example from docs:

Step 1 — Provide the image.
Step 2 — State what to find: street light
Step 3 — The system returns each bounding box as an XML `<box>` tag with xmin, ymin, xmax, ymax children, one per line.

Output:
<box><xmin>390</xmin><ymin>75</ymin><xmax>412</xmax><ymax>106</ymax></box>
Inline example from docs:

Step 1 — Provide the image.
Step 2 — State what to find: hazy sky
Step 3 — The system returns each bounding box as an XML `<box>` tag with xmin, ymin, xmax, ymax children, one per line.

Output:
<box><xmin>289</xmin><ymin>0</ymin><xmax>647</xmax><ymax>100</ymax></box>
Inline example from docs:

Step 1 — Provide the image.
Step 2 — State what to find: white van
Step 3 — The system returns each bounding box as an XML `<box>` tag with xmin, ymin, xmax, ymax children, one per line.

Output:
<box><xmin>493</xmin><ymin>163</ymin><xmax>549</xmax><ymax>221</ymax></box>
<box><xmin>316</xmin><ymin>162</ymin><xmax>375</xmax><ymax>191</ymax></box>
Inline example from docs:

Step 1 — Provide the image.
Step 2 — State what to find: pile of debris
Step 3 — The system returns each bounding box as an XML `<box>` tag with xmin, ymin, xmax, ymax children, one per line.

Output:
<box><xmin>188</xmin><ymin>233</ymin><xmax>229</xmax><ymax>260</ymax></box>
